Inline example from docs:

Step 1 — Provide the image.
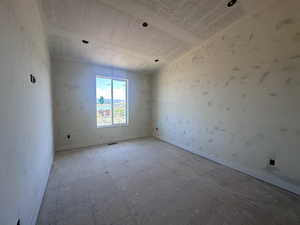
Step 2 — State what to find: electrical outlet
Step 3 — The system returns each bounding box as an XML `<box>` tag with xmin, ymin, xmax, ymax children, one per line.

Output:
<box><xmin>269</xmin><ymin>159</ymin><xmax>275</xmax><ymax>166</ymax></box>
<box><xmin>17</xmin><ymin>219</ymin><xmax>20</xmax><ymax>225</ymax></box>
<box><xmin>30</xmin><ymin>74</ymin><xmax>36</xmax><ymax>84</ymax></box>
<box><xmin>67</xmin><ymin>134</ymin><xmax>71</xmax><ymax>140</ymax></box>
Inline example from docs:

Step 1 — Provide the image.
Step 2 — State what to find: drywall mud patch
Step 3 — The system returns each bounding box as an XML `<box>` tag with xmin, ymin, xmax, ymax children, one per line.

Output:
<box><xmin>192</xmin><ymin>55</ymin><xmax>205</xmax><ymax>64</ymax></box>
<box><xmin>269</xmin><ymin>92</ymin><xmax>278</xmax><ymax>97</ymax></box>
<box><xmin>282</xmin><ymin>66</ymin><xmax>296</xmax><ymax>72</ymax></box>
<box><xmin>244</xmin><ymin>133</ymin><xmax>265</xmax><ymax>148</ymax></box>
<box><xmin>275</xmin><ymin>18</ymin><xmax>295</xmax><ymax>31</ymax></box>
<box><xmin>232</xmin><ymin>66</ymin><xmax>240</xmax><ymax>71</ymax></box>
<box><xmin>289</xmin><ymin>55</ymin><xmax>300</xmax><ymax>60</ymax></box>
<box><xmin>249</xmin><ymin>33</ymin><xmax>254</xmax><ymax>41</ymax></box>
<box><xmin>293</xmin><ymin>32</ymin><xmax>300</xmax><ymax>42</ymax></box>
<box><xmin>280</xmin><ymin>128</ymin><xmax>288</xmax><ymax>132</ymax></box>
<box><xmin>252</xmin><ymin>65</ymin><xmax>261</xmax><ymax>70</ymax></box>
<box><xmin>259</xmin><ymin>72</ymin><xmax>270</xmax><ymax>84</ymax></box>
<box><xmin>285</xmin><ymin>77</ymin><xmax>293</xmax><ymax>85</ymax></box>
<box><xmin>225</xmin><ymin>76</ymin><xmax>235</xmax><ymax>87</ymax></box>
<box><xmin>240</xmin><ymin>75</ymin><xmax>248</xmax><ymax>84</ymax></box>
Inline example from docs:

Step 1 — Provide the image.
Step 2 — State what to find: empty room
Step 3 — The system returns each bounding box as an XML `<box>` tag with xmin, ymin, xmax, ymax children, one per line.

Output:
<box><xmin>1</xmin><ymin>0</ymin><xmax>300</xmax><ymax>225</ymax></box>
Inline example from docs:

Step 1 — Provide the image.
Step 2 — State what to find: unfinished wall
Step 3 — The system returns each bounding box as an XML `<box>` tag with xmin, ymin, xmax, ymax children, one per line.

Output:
<box><xmin>152</xmin><ymin>0</ymin><xmax>300</xmax><ymax>194</ymax></box>
<box><xmin>0</xmin><ymin>0</ymin><xmax>54</xmax><ymax>225</ymax></box>
<box><xmin>52</xmin><ymin>59</ymin><xmax>152</xmax><ymax>151</ymax></box>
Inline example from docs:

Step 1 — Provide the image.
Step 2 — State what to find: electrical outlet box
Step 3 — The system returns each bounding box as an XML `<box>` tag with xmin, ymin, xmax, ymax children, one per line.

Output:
<box><xmin>30</xmin><ymin>74</ymin><xmax>36</xmax><ymax>83</ymax></box>
<box><xmin>269</xmin><ymin>159</ymin><xmax>275</xmax><ymax>166</ymax></box>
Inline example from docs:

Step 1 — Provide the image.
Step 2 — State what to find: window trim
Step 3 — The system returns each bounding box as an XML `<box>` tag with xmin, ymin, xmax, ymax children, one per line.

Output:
<box><xmin>96</xmin><ymin>75</ymin><xmax>129</xmax><ymax>128</ymax></box>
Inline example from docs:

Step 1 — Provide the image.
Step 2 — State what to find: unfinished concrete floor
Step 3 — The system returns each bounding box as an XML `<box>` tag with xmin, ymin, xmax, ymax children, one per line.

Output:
<box><xmin>37</xmin><ymin>138</ymin><xmax>300</xmax><ymax>225</ymax></box>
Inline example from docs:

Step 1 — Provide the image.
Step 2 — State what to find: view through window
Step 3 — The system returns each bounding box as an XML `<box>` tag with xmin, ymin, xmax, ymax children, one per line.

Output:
<box><xmin>96</xmin><ymin>76</ymin><xmax>127</xmax><ymax>127</ymax></box>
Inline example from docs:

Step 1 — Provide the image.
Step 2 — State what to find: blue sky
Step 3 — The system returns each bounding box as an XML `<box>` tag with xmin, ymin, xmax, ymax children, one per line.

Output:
<box><xmin>96</xmin><ymin>78</ymin><xmax>126</xmax><ymax>100</ymax></box>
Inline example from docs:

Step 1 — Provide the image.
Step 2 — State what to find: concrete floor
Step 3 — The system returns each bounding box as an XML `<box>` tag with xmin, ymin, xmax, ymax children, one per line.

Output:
<box><xmin>37</xmin><ymin>138</ymin><xmax>300</xmax><ymax>225</ymax></box>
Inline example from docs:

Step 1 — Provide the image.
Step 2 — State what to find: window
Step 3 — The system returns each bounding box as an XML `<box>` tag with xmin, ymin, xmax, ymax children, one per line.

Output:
<box><xmin>96</xmin><ymin>76</ymin><xmax>128</xmax><ymax>127</ymax></box>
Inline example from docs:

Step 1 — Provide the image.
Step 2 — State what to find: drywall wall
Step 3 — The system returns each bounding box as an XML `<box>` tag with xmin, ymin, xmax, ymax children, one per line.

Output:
<box><xmin>52</xmin><ymin>59</ymin><xmax>152</xmax><ymax>151</ymax></box>
<box><xmin>152</xmin><ymin>0</ymin><xmax>300</xmax><ymax>194</ymax></box>
<box><xmin>0</xmin><ymin>0</ymin><xmax>54</xmax><ymax>225</ymax></box>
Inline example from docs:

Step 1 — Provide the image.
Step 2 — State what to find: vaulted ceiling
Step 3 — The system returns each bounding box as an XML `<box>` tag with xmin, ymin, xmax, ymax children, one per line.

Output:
<box><xmin>40</xmin><ymin>0</ymin><xmax>273</xmax><ymax>73</ymax></box>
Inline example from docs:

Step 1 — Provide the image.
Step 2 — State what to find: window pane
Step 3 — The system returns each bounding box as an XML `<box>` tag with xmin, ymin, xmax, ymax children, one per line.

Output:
<box><xmin>113</xmin><ymin>80</ymin><xmax>127</xmax><ymax>124</ymax></box>
<box><xmin>96</xmin><ymin>78</ymin><xmax>112</xmax><ymax>126</ymax></box>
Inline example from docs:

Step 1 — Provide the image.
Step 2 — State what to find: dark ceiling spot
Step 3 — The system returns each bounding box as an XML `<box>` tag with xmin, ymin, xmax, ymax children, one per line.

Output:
<box><xmin>155</xmin><ymin>59</ymin><xmax>159</xmax><ymax>62</ymax></box>
<box><xmin>227</xmin><ymin>0</ymin><xmax>237</xmax><ymax>7</ymax></box>
<box><xmin>82</xmin><ymin>40</ymin><xmax>89</xmax><ymax>44</ymax></box>
<box><xmin>142</xmin><ymin>22</ymin><xmax>148</xmax><ymax>27</ymax></box>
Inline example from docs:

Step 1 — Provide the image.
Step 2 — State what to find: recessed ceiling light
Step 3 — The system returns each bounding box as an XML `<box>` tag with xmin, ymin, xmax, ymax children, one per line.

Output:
<box><xmin>154</xmin><ymin>59</ymin><xmax>159</xmax><ymax>62</ymax></box>
<box><xmin>82</xmin><ymin>40</ymin><xmax>89</xmax><ymax>44</ymax></box>
<box><xmin>227</xmin><ymin>0</ymin><xmax>237</xmax><ymax>7</ymax></box>
<box><xmin>142</xmin><ymin>22</ymin><xmax>148</xmax><ymax>27</ymax></box>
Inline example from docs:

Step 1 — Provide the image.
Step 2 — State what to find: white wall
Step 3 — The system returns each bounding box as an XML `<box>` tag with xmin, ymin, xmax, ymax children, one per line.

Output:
<box><xmin>52</xmin><ymin>59</ymin><xmax>152</xmax><ymax>151</ymax></box>
<box><xmin>152</xmin><ymin>0</ymin><xmax>300</xmax><ymax>194</ymax></box>
<box><xmin>0</xmin><ymin>0</ymin><xmax>54</xmax><ymax>225</ymax></box>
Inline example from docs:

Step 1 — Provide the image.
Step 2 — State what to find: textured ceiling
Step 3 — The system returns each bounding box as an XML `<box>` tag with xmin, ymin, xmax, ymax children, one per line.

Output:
<box><xmin>40</xmin><ymin>0</ymin><xmax>274</xmax><ymax>73</ymax></box>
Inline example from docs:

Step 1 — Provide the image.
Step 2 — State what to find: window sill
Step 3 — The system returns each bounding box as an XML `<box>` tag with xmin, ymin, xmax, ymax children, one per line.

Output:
<box><xmin>97</xmin><ymin>124</ymin><xmax>128</xmax><ymax>128</ymax></box>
